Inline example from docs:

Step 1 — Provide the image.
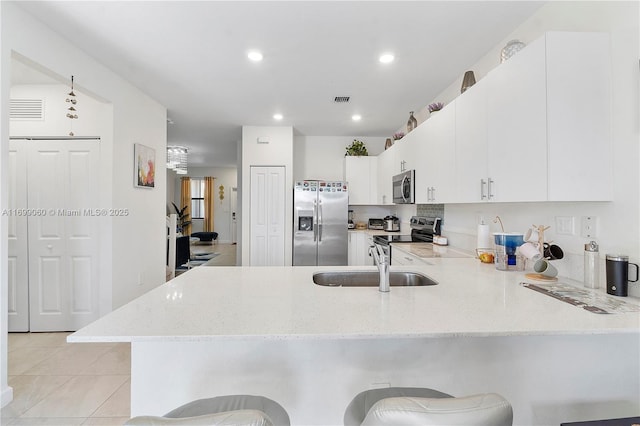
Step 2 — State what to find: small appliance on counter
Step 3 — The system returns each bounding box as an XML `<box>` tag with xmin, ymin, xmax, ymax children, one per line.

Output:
<box><xmin>384</xmin><ymin>215</ymin><xmax>400</xmax><ymax>232</ymax></box>
<box><xmin>348</xmin><ymin>210</ymin><xmax>355</xmax><ymax>229</ymax></box>
<box><xmin>368</xmin><ymin>218</ymin><xmax>385</xmax><ymax>230</ymax></box>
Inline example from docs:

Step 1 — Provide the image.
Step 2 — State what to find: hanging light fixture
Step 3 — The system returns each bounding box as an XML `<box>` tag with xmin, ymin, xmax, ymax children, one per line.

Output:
<box><xmin>167</xmin><ymin>146</ymin><xmax>188</xmax><ymax>175</ymax></box>
<box><xmin>66</xmin><ymin>75</ymin><xmax>78</xmax><ymax>136</ymax></box>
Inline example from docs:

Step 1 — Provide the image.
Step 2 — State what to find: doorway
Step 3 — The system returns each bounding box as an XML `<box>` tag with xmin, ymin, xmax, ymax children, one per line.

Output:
<box><xmin>8</xmin><ymin>138</ymin><xmax>101</xmax><ymax>332</ymax></box>
<box><xmin>249</xmin><ymin>166</ymin><xmax>286</xmax><ymax>266</ymax></box>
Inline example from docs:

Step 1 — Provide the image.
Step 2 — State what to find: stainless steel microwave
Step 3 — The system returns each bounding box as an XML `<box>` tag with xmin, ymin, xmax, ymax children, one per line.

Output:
<box><xmin>392</xmin><ymin>170</ymin><xmax>415</xmax><ymax>204</ymax></box>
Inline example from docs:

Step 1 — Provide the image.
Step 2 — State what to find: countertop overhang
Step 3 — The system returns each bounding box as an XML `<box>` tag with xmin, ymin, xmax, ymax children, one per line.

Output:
<box><xmin>69</xmin><ymin>258</ymin><xmax>640</xmax><ymax>343</ymax></box>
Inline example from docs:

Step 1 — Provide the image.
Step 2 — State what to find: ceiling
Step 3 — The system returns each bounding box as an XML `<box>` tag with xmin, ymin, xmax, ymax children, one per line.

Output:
<box><xmin>14</xmin><ymin>1</ymin><xmax>545</xmax><ymax>168</ymax></box>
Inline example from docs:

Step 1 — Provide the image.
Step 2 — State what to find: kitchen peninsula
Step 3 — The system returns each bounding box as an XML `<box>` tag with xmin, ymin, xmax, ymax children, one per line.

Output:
<box><xmin>69</xmin><ymin>259</ymin><xmax>640</xmax><ymax>425</ymax></box>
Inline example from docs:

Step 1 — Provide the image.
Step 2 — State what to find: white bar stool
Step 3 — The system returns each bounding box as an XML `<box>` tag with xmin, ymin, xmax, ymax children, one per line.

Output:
<box><xmin>125</xmin><ymin>395</ymin><xmax>290</xmax><ymax>426</ymax></box>
<box><xmin>344</xmin><ymin>387</ymin><xmax>512</xmax><ymax>426</ymax></box>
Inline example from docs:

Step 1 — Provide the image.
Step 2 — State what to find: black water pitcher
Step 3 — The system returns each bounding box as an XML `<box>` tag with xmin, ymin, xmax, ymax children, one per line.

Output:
<box><xmin>605</xmin><ymin>254</ymin><xmax>639</xmax><ymax>297</ymax></box>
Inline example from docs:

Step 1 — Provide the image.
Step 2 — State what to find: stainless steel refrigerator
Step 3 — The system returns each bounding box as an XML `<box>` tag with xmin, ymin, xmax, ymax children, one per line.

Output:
<box><xmin>293</xmin><ymin>180</ymin><xmax>348</xmax><ymax>266</ymax></box>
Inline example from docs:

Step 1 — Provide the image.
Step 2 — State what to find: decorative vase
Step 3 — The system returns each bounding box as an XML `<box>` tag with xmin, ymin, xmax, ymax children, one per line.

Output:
<box><xmin>385</xmin><ymin>138</ymin><xmax>393</xmax><ymax>150</ymax></box>
<box><xmin>460</xmin><ymin>70</ymin><xmax>476</xmax><ymax>93</ymax></box>
<box><xmin>500</xmin><ymin>40</ymin><xmax>526</xmax><ymax>63</ymax></box>
<box><xmin>406</xmin><ymin>111</ymin><xmax>417</xmax><ymax>133</ymax></box>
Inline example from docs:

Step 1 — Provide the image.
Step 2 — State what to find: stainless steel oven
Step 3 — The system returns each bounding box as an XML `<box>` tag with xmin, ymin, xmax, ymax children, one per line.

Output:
<box><xmin>372</xmin><ymin>216</ymin><xmax>441</xmax><ymax>264</ymax></box>
<box><xmin>392</xmin><ymin>170</ymin><xmax>415</xmax><ymax>204</ymax></box>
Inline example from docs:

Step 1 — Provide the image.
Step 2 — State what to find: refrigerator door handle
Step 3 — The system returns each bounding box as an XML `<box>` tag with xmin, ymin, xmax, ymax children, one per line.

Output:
<box><xmin>313</xmin><ymin>199</ymin><xmax>318</xmax><ymax>242</ymax></box>
<box><xmin>318</xmin><ymin>199</ymin><xmax>323</xmax><ymax>242</ymax></box>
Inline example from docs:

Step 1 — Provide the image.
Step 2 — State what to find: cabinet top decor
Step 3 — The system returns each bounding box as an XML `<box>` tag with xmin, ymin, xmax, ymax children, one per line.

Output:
<box><xmin>345</xmin><ymin>139</ymin><xmax>368</xmax><ymax>156</ymax></box>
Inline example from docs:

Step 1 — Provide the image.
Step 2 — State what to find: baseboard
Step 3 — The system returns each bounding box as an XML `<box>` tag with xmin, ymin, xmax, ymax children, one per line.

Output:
<box><xmin>1</xmin><ymin>385</ymin><xmax>13</xmax><ymax>408</ymax></box>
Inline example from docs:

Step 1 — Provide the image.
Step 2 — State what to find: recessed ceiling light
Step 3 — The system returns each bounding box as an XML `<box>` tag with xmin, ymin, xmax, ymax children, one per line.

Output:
<box><xmin>248</xmin><ymin>51</ymin><xmax>263</xmax><ymax>62</ymax></box>
<box><xmin>352</xmin><ymin>114</ymin><xmax>362</xmax><ymax>121</ymax></box>
<box><xmin>273</xmin><ymin>113</ymin><xmax>283</xmax><ymax>120</ymax></box>
<box><xmin>379</xmin><ymin>53</ymin><xmax>395</xmax><ymax>64</ymax></box>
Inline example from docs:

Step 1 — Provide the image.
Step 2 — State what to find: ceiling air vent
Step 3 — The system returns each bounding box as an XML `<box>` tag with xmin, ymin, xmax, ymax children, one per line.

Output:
<box><xmin>334</xmin><ymin>96</ymin><xmax>350</xmax><ymax>103</ymax></box>
<box><xmin>10</xmin><ymin>99</ymin><xmax>45</xmax><ymax>121</ymax></box>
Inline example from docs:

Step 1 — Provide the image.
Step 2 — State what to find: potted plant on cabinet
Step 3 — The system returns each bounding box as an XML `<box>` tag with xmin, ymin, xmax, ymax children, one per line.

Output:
<box><xmin>393</xmin><ymin>132</ymin><xmax>405</xmax><ymax>141</ymax></box>
<box><xmin>345</xmin><ymin>139</ymin><xmax>368</xmax><ymax>156</ymax></box>
<box><xmin>428</xmin><ymin>102</ymin><xmax>444</xmax><ymax>115</ymax></box>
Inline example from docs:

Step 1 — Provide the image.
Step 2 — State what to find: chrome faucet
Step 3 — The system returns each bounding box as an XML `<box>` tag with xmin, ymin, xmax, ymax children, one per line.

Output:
<box><xmin>369</xmin><ymin>244</ymin><xmax>390</xmax><ymax>292</ymax></box>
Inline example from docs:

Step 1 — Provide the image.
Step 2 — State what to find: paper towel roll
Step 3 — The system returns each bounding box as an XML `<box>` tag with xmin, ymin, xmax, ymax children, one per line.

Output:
<box><xmin>477</xmin><ymin>223</ymin><xmax>492</xmax><ymax>249</ymax></box>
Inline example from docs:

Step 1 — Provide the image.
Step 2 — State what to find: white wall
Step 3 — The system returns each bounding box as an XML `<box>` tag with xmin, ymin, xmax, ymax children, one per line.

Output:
<box><xmin>1</xmin><ymin>2</ymin><xmax>167</xmax><ymax>406</ymax></box>
<box><xmin>241</xmin><ymin>126</ymin><xmax>293</xmax><ymax>265</ymax></box>
<box><xmin>174</xmin><ymin>166</ymin><xmax>237</xmax><ymax>243</ymax></box>
<box><xmin>0</xmin><ymin>2</ymin><xmax>10</xmax><ymax>408</ymax></box>
<box><xmin>10</xmin><ymin>84</ymin><xmax>110</xmax><ymax>136</ymax></box>
<box><xmin>166</xmin><ymin>168</ymin><xmax>177</xmax><ymax>215</ymax></box>
<box><xmin>293</xmin><ymin>135</ymin><xmax>386</xmax><ymax>182</ymax></box>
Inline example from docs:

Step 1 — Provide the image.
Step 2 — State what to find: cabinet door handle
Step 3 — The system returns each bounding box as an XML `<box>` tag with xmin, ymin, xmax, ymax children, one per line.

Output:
<box><xmin>488</xmin><ymin>178</ymin><xmax>495</xmax><ymax>200</ymax></box>
<box><xmin>480</xmin><ymin>179</ymin><xmax>487</xmax><ymax>200</ymax></box>
<box><xmin>431</xmin><ymin>186</ymin><xmax>436</xmax><ymax>202</ymax></box>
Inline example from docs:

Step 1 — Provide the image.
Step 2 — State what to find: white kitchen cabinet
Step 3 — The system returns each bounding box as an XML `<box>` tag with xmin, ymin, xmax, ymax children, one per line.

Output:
<box><xmin>392</xmin><ymin>136</ymin><xmax>413</xmax><ymax>175</ymax></box>
<box><xmin>455</xmin><ymin>79</ymin><xmax>488</xmax><ymax>202</ymax></box>
<box><xmin>376</xmin><ymin>149</ymin><xmax>394</xmax><ymax>205</ymax></box>
<box><xmin>348</xmin><ymin>231</ymin><xmax>370</xmax><ymax>266</ymax></box>
<box><xmin>455</xmin><ymin>31</ymin><xmax>612</xmax><ymax>203</ymax></box>
<box><xmin>343</xmin><ymin>156</ymin><xmax>377</xmax><ymax>205</ymax></box>
<box><xmin>545</xmin><ymin>32</ymin><xmax>612</xmax><ymax>201</ymax></box>
<box><xmin>486</xmin><ymin>35</ymin><xmax>547</xmax><ymax>202</ymax></box>
<box><xmin>415</xmin><ymin>104</ymin><xmax>457</xmax><ymax>204</ymax></box>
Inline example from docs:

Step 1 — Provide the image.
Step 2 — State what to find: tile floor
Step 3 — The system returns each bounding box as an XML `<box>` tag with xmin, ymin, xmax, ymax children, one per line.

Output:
<box><xmin>2</xmin><ymin>332</ymin><xmax>131</xmax><ymax>425</ymax></box>
<box><xmin>3</xmin><ymin>243</ymin><xmax>238</xmax><ymax>425</ymax></box>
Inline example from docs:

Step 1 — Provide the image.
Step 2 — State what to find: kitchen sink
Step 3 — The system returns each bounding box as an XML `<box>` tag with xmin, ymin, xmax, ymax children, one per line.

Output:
<box><xmin>312</xmin><ymin>271</ymin><xmax>438</xmax><ymax>287</ymax></box>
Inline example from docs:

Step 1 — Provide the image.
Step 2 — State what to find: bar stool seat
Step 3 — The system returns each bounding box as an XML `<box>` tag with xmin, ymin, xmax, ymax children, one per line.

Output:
<box><xmin>125</xmin><ymin>395</ymin><xmax>290</xmax><ymax>426</ymax></box>
<box><xmin>344</xmin><ymin>387</ymin><xmax>512</xmax><ymax>426</ymax></box>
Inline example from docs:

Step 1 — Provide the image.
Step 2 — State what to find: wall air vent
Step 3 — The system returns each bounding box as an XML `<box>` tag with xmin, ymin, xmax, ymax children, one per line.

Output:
<box><xmin>334</xmin><ymin>96</ymin><xmax>350</xmax><ymax>103</ymax></box>
<box><xmin>10</xmin><ymin>99</ymin><xmax>44</xmax><ymax>121</ymax></box>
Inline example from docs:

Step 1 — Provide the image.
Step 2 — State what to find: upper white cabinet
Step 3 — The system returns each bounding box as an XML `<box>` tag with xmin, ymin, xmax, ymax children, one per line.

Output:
<box><xmin>415</xmin><ymin>105</ymin><xmax>457</xmax><ymax>204</ymax></box>
<box><xmin>455</xmin><ymin>80</ymin><xmax>488</xmax><ymax>202</ymax></box>
<box><xmin>545</xmin><ymin>32</ymin><xmax>612</xmax><ymax>201</ymax></box>
<box><xmin>344</xmin><ymin>156</ymin><xmax>378</xmax><ymax>205</ymax></box>
<box><xmin>455</xmin><ymin>31</ymin><xmax>612</xmax><ymax>203</ymax></box>
<box><xmin>485</xmin><ymin>35</ymin><xmax>548</xmax><ymax>202</ymax></box>
<box><xmin>376</xmin><ymin>148</ymin><xmax>394</xmax><ymax>205</ymax></box>
<box><xmin>392</xmin><ymin>136</ymin><xmax>413</xmax><ymax>175</ymax></box>
<box><xmin>362</xmin><ymin>32</ymin><xmax>611</xmax><ymax>206</ymax></box>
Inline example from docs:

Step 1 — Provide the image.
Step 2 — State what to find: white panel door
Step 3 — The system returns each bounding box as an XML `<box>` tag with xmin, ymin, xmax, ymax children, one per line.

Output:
<box><xmin>7</xmin><ymin>141</ymin><xmax>29</xmax><ymax>331</ymax></box>
<box><xmin>250</xmin><ymin>166</ymin><xmax>285</xmax><ymax>266</ymax></box>
<box><xmin>27</xmin><ymin>140</ymin><xmax>100</xmax><ymax>331</ymax></box>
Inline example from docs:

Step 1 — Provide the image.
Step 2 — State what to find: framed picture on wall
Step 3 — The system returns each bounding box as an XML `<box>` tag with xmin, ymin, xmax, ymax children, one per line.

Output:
<box><xmin>134</xmin><ymin>143</ymin><xmax>155</xmax><ymax>188</ymax></box>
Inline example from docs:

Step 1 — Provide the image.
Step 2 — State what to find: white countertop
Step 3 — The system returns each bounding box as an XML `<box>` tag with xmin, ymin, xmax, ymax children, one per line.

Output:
<box><xmin>348</xmin><ymin>228</ymin><xmax>388</xmax><ymax>235</ymax></box>
<box><xmin>391</xmin><ymin>242</ymin><xmax>473</xmax><ymax>259</ymax></box>
<box><xmin>69</xmin><ymin>258</ymin><xmax>640</xmax><ymax>343</ymax></box>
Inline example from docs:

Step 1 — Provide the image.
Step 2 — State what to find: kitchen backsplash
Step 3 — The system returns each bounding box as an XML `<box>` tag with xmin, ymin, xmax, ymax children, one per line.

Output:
<box><xmin>417</xmin><ymin>204</ymin><xmax>444</xmax><ymax>219</ymax></box>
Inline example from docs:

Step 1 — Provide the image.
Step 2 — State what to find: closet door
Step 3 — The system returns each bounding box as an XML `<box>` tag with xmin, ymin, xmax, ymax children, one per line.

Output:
<box><xmin>250</xmin><ymin>166</ymin><xmax>285</xmax><ymax>266</ymax></box>
<box><xmin>27</xmin><ymin>140</ymin><xmax>100</xmax><ymax>331</ymax></box>
<box><xmin>7</xmin><ymin>140</ymin><xmax>29</xmax><ymax>331</ymax></box>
